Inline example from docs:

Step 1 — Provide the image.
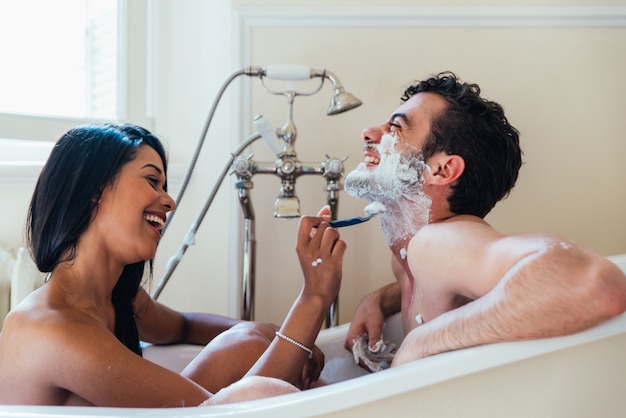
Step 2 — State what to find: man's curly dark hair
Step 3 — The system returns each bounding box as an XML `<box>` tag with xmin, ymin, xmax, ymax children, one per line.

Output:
<box><xmin>403</xmin><ymin>71</ymin><xmax>522</xmax><ymax>218</ymax></box>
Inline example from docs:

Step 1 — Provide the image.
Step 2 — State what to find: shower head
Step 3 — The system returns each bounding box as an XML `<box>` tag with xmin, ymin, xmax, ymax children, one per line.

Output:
<box><xmin>327</xmin><ymin>87</ymin><xmax>363</xmax><ymax>115</ymax></box>
<box><xmin>253</xmin><ymin>65</ymin><xmax>362</xmax><ymax>115</ymax></box>
<box><xmin>324</xmin><ymin>70</ymin><xmax>362</xmax><ymax>115</ymax></box>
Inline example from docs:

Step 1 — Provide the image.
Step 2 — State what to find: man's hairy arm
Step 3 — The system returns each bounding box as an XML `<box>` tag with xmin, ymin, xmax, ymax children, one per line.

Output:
<box><xmin>392</xmin><ymin>237</ymin><xmax>626</xmax><ymax>366</ymax></box>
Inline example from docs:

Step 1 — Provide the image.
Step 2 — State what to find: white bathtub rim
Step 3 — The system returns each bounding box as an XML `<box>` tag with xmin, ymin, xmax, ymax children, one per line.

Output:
<box><xmin>1</xmin><ymin>311</ymin><xmax>625</xmax><ymax>417</ymax></box>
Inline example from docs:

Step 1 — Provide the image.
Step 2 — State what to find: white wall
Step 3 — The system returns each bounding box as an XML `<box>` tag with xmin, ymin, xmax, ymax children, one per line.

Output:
<box><xmin>220</xmin><ymin>1</ymin><xmax>626</xmax><ymax>326</ymax></box>
<box><xmin>2</xmin><ymin>0</ymin><xmax>626</xmax><ymax>328</ymax></box>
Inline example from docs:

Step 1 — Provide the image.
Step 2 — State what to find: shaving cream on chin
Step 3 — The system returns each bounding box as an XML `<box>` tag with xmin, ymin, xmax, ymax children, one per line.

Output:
<box><xmin>344</xmin><ymin>136</ymin><xmax>432</xmax><ymax>245</ymax></box>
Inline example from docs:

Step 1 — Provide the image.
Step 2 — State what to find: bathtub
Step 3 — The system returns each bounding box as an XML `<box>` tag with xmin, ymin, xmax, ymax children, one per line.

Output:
<box><xmin>2</xmin><ymin>254</ymin><xmax>626</xmax><ymax>417</ymax></box>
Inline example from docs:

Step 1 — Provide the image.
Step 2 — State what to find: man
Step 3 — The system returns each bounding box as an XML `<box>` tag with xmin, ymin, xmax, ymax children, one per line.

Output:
<box><xmin>342</xmin><ymin>71</ymin><xmax>626</xmax><ymax>369</ymax></box>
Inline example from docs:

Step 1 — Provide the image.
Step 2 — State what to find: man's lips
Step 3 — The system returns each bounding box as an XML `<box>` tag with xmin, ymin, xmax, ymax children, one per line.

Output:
<box><xmin>363</xmin><ymin>146</ymin><xmax>380</xmax><ymax>166</ymax></box>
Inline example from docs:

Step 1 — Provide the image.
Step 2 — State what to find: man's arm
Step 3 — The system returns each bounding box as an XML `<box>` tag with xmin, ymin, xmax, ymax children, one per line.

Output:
<box><xmin>393</xmin><ymin>237</ymin><xmax>626</xmax><ymax>366</ymax></box>
<box><xmin>344</xmin><ymin>280</ymin><xmax>402</xmax><ymax>351</ymax></box>
<box><xmin>344</xmin><ymin>252</ymin><xmax>406</xmax><ymax>350</ymax></box>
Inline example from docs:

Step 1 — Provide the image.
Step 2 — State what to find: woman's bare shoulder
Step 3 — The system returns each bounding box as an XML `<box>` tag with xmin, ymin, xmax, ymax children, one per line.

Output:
<box><xmin>0</xmin><ymin>289</ymin><xmax>111</xmax><ymax>404</ymax></box>
<box><xmin>1</xmin><ymin>288</ymin><xmax>108</xmax><ymax>366</ymax></box>
<box><xmin>1</xmin><ymin>287</ymin><xmax>211</xmax><ymax>406</ymax></box>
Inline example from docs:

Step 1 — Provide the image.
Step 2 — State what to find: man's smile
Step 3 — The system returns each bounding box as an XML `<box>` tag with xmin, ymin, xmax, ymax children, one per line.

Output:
<box><xmin>363</xmin><ymin>145</ymin><xmax>381</xmax><ymax>167</ymax></box>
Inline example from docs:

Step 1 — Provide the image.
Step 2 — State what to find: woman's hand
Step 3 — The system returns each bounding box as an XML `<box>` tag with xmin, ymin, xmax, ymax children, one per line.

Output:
<box><xmin>298</xmin><ymin>344</ymin><xmax>324</xmax><ymax>389</ymax></box>
<box><xmin>296</xmin><ymin>215</ymin><xmax>346</xmax><ymax>308</ymax></box>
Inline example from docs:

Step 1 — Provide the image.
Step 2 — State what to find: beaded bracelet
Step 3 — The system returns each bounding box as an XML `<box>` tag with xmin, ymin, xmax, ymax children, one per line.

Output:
<box><xmin>275</xmin><ymin>331</ymin><xmax>313</xmax><ymax>359</ymax></box>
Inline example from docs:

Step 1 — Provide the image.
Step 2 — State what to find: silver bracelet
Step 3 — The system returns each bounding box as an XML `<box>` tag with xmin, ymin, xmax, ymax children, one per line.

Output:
<box><xmin>275</xmin><ymin>331</ymin><xmax>313</xmax><ymax>359</ymax></box>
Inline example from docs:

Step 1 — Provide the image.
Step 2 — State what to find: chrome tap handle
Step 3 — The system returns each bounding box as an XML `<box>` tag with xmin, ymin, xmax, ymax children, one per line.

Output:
<box><xmin>232</xmin><ymin>155</ymin><xmax>255</xmax><ymax>179</ymax></box>
<box><xmin>322</xmin><ymin>154</ymin><xmax>346</xmax><ymax>180</ymax></box>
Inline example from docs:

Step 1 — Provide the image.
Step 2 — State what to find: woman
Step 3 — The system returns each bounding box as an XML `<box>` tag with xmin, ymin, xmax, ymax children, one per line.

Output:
<box><xmin>0</xmin><ymin>123</ymin><xmax>345</xmax><ymax>407</ymax></box>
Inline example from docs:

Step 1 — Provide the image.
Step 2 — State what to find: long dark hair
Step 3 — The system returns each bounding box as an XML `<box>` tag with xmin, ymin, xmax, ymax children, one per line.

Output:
<box><xmin>27</xmin><ymin>123</ymin><xmax>168</xmax><ymax>355</ymax></box>
<box><xmin>403</xmin><ymin>72</ymin><xmax>522</xmax><ymax>218</ymax></box>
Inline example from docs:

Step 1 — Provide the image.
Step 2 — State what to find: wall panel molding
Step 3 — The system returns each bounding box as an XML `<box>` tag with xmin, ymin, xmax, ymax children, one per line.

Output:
<box><xmin>235</xmin><ymin>6</ymin><xmax>626</xmax><ymax>29</ymax></box>
<box><xmin>230</xmin><ymin>4</ymin><xmax>626</xmax><ymax>137</ymax></box>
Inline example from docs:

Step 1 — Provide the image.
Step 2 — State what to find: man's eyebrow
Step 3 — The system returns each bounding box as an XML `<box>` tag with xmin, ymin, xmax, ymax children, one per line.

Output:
<box><xmin>142</xmin><ymin>163</ymin><xmax>163</xmax><ymax>174</ymax></box>
<box><xmin>389</xmin><ymin>113</ymin><xmax>411</xmax><ymax>127</ymax></box>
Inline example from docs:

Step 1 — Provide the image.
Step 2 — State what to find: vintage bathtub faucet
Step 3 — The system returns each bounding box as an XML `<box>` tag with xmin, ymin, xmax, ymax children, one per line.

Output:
<box><xmin>152</xmin><ymin>65</ymin><xmax>362</xmax><ymax>325</ymax></box>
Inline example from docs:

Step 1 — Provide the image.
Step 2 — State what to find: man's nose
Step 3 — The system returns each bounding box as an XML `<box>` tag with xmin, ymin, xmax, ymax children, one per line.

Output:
<box><xmin>361</xmin><ymin>125</ymin><xmax>383</xmax><ymax>144</ymax></box>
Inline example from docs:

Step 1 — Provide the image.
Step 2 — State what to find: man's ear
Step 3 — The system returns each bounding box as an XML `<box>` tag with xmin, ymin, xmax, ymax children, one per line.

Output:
<box><xmin>426</xmin><ymin>154</ymin><xmax>465</xmax><ymax>186</ymax></box>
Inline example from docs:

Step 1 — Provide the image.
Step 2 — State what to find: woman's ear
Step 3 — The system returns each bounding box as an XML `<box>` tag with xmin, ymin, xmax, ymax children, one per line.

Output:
<box><xmin>425</xmin><ymin>154</ymin><xmax>465</xmax><ymax>186</ymax></box>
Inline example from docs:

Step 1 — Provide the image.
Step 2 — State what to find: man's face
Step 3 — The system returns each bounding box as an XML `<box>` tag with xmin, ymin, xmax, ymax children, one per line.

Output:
<box><xmin>365</xmin><ymin>92</ymin><xmax>447</xmax><ymax>156</ymax></box>
<box><xmin>344</xmin><ymin>92</ymin><xmax>447</xmax><ymax>203</ymax></box>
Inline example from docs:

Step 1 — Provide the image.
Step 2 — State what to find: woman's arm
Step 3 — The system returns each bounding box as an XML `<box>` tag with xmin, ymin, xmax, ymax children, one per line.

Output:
<box><xmin>243</xmin><ymin>216</ymin><xmax>346</xmax><ymax>386</ymax></box>
<box><xmin>38</xmin><ymin>312</ymin><xmax>213</xmax><ymax>407</ymax></box>
<box><xmin>134</xmin><ymin>289</ymin><xmax>246</xmax><ymax>345</ymax></box>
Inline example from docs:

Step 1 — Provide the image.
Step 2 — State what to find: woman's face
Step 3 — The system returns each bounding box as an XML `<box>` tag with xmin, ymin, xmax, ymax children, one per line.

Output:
<box><xmin>90</xmin><ymin>145</ymin><xmax>176</xmax><ymax>265</ymax></box>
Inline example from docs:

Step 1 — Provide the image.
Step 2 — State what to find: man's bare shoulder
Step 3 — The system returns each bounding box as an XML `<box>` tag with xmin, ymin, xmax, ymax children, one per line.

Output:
<box><xmin>412</xmin><ymin>215</ymin><xmax>562</xmax><ymax>253</ymax></box>
<box><xmin>410</xmin><ymin>215</ymin><xmax>499</xmax><ymax>253</ymax></box>
<box><xmin>406</xmin><ymin>216</ymin><xmax>556</xmax><ymax>299</ymax></box>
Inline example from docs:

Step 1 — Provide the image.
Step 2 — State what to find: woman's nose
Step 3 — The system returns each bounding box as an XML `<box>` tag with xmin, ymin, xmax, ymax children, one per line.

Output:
<box><xmin>162</xmin><ymin>191</ymin><xmax>176</xmax><ymax>212</ymax></box>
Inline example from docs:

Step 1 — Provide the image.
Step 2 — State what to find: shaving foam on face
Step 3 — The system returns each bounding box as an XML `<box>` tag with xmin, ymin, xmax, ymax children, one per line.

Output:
<box><xmin>364</xmin><ymin>202</ymin><xmax>386</xmax><ymax>217</ymax></box>
<box><xmin>345</xmin><ymin>140</ymin><xmax>426</xmax><ymax>202</ymax></box>
<box><xmin>344</xmin><ymin>134</ymin><xmax>432</xmax><ymax>245</ymax></box>
<box><xmin>380</xmin><ymin>133</ymin><xmax>395</xmax><ymax>154</ymax></box>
